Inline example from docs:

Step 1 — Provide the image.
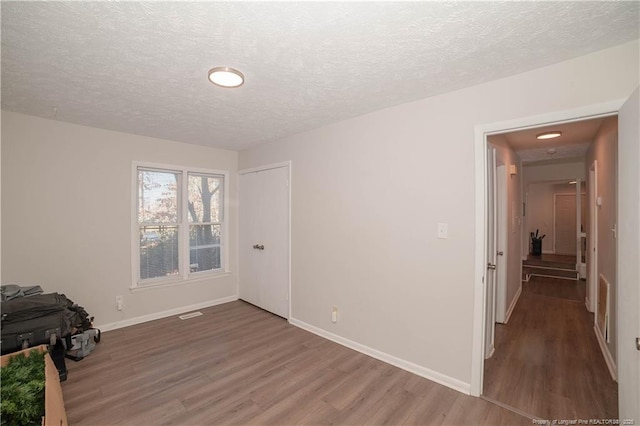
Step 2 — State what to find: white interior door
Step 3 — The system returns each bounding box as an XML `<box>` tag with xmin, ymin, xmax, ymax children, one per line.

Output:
<box><xmin>617</xmin><ymin>87</ymin><xmax>640</xmax><ymax>421</ymax></box>
<box><xmin>239</xmin><ymin>165</ymin><xmax>290</xmax><ymax>318</ymax></box>
<box><xmin>484</xmin><ymin>147</ymin><xmax>497</xmax><ymax>358</ymax></box>
<box><xmin>495</xmin><ymin>164</ymin><xmax>508</xmax><ymax>324</ymax></box>
<box><xmin>239</xmin><ymin>171</ymin><xmax>262</xmax><ymax>307</ymax></box>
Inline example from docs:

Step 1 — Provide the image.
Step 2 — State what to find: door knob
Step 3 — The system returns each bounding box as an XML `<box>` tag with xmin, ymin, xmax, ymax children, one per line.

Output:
<box><xmin>497</xmin><ymin>251</ymin><xmax>504</xmax><ymax>256</ymax></box>
<box><xmin>487</xmin><ymin>263</ymin><xmax>496</xmax><ymax>270</ymax></box>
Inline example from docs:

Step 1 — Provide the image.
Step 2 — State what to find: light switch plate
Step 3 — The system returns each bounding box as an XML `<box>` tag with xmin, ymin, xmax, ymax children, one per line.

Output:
<box><xmin>437</xmin><ymin>223</ymin><xmax>448</xmax><ymax>239</ymax></box>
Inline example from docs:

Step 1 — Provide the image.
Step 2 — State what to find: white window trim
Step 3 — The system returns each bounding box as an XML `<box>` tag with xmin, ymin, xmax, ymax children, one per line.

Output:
<box><xmin>131</xmin><ymin>161</ymin><xmax>230</xmax><ymax>290</ymax></box>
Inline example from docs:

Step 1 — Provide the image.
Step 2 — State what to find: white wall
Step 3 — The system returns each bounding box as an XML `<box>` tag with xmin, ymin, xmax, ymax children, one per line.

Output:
<box><xmin>523</xmin><ymin>160</ymin><xmax>586</xmax><ymax>184</ymax></box>
<box><xmin>0</xmin><ymin>115</ymin><xmax>2</xmax><ymax>282</ymax></box>
<box><xmin>522</xmin><ymin>161</ymin><xmax>586</xmax><ymax>255</ymax></box>
<box><xmin>238</xmin><ymin>40</ymin><xmax>639</xmax><ymax>388</ymax></box>
<box><xmin>1</xmin><ymin>112</ymin><xmax>239</xmax><ymax>328</ymax></box>
<box><xmin>525</xmin><ymin>181</ymin><xmax>585</xmax><ymax>254</ymax></box>
<box><xmin>488</xmin><ymin>134</ymin><xmax>522</xmax><ymax>313</ymax></box>
<box><xmin>617</xmin><ymin>87</ymin><xmax>640</xmax><ymax>421</ymax></box>
<box><xmin>526</xmin><ymin>182</ymin><xmax>556</xmax><ymax>253</ymax></box>
<box><xmin>586</xmin><ymin>116</ymin><xmax>618</xmax><ymax>362</ymax></box>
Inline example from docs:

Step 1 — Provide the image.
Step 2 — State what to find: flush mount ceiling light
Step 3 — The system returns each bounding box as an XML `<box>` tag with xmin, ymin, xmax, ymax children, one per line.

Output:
<box><xmin>536</xmin><ymin>131</ymin><xmax>562</xmax><ymax>140</ymax></box>
<box><xmin>208</xmin><ymin>67</ymin><xmax>244</xmax><ymax>88</ymax></box>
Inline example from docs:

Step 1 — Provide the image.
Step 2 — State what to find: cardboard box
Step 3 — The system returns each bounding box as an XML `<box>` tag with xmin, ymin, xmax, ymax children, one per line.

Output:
<box><xmin>1</xmin><ymin>345</ymin><xmax>68</xmax><ymax>426</ymax></box>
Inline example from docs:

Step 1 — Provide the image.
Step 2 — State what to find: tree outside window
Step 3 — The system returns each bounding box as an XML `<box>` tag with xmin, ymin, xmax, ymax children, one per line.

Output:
<box><xmin>188</xmin><ymin>173</ymin><xmax>223</xmax><ymax>272</ymax></box>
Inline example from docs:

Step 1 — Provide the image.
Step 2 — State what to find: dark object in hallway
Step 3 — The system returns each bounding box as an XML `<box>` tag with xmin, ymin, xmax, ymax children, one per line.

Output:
<box><xmin>531</xmin><ymin>239</ymin><xmax>542</xmax><ymax>256</ymax></box>
<box><xmin>530</xmin><ymin>230</ymin><xmax>545</xmax><ymax>256</ymax></box>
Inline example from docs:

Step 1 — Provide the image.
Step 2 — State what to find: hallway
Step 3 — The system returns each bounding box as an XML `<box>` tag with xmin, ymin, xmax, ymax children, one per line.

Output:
<box><xmin>483</xmin><ymin>276</ymin><xmax>618</xmax><ymax>420</ymax></box>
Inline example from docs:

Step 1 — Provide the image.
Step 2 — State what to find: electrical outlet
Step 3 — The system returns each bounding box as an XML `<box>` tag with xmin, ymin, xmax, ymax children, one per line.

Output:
<box><xmin>115</xmin><ymin>295</ymin><xmax>123</xmax><ymax>311</ymax></box>
<box><xmin>331</xmin><ymin>307</ymin><xmax>338</xmax><ymax>323</ymax></box>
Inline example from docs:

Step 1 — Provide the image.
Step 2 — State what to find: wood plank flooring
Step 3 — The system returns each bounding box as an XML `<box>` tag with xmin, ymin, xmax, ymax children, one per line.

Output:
<box><xmin>483</xmin><ymin>276</ymin><xmax>618</xmax><ymax>421</ymax></box>
<box><xmin>63</xmin><ymin>301</ymin><xmax>529</xmax><ymax>425</ymax></box>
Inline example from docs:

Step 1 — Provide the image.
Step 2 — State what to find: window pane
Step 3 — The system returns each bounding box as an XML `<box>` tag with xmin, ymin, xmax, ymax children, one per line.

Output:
<box><xmin>138</xmin><ymin>170</ymin><xmax>179</xmax><ymax>223</ymax></box>
<box><xmin>140</xmin><ymin>226</ymin><xmax>179</xmax><ymax>279</ymax></box>
<box><xmin>188</xmin><ymin>174</ymin><xmax>222</xmax><ymax>223</ymax></box>
<box><xmin>189</xmin><ymin>224</ymin><xmax>221</xmax><ymax>272</ymax></box>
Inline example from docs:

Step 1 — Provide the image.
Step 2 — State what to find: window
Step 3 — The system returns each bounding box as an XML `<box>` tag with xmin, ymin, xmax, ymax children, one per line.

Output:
<box><xmin>134</xmin><ymin>163</ymin><xmax>226</xmax><ymax>287</ymax></box>
<box><xmin>187</xmin><ymin>173</ymin><xmax>223</xmax><ymax>273</ymax></box>
<box><xmin>138</xmin><ymin>168</ymin><xmax>180</xmax><ymax>280</ymax></box>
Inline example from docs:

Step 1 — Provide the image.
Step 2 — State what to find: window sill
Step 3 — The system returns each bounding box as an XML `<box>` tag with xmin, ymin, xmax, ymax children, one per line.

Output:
<box><xmin>130</xmin><ymin>271</ymin><xmax>231</xmax><ymax>293</ymax></box>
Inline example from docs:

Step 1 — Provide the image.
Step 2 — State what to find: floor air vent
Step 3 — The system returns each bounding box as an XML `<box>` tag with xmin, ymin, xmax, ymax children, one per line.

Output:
<box><xmin>179</xmin><ymin>311</ymin><xmax>203</xmax><ymax>320</ymax></box>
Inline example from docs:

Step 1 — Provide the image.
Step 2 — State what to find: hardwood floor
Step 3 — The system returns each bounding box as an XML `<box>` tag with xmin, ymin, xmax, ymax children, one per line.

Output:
<box><xmin>63</xmin><ymin>301</ymin><xmax>529</xmax><ymax>425</ymax></box>
<box><xmin>483</xmin><ymin>276</ymin><xmax>618</xmax><ymax>421</ymax></box>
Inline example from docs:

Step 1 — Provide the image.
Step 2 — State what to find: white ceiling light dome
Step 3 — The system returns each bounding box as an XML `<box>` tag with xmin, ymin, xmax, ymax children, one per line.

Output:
<box><xmin>208</xmin><ymin>67</ymin><xmax>244</xmax><ymax>88</ymax></box>
<box><xmin>536</xmin><ymin>131</ymin><xmax>562</xmax><ymax>140</ymax></box>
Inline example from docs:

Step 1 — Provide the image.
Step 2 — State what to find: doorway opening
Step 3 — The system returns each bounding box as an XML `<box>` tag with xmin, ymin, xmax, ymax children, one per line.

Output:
<box><xmin>473</xmin><ymin>111</ymin><xmax>621</xmax><ymax>420</ymax></box>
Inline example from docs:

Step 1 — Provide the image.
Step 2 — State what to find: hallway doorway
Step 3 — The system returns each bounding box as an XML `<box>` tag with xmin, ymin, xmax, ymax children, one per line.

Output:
<box><xmin>554</xmin><ymin>192</ymin><xmax>586</xmax><ymax>256</ymax></box>
<box><xmin>476</xmin><ymin>113</ymin><xmax>621</xmax><ymax>420</ymax></box>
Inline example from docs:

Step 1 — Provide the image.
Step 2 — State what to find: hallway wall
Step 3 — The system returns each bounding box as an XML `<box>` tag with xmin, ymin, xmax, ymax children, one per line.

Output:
<box><xmin>586</xmin><ymin>116</ymin><xmax>618</xmax><ymax>363</ymax></box>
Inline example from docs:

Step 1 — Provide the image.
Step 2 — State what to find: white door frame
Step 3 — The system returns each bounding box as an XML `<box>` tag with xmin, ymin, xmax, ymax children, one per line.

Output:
<box><xmin>575</xmin><ymin>180</ymin><xmax>583</xmax><ymax>274</ymax></box>
<box><xmin>471</xmin><ymin>100</ymin><xmax>623</xmax><ymax>397</ymax></box>
<box><xmin>588</xmin><ymin>161</ymin><xmax>598</xmax><ymax>313</ymax></box>
<box><xmin>485</xmin><ymin>147</ymin><xmax>497</xmax><ymax>358</ymax></box>
<box><xmin>238</xmin><ymin>161</ymin><xmax>292</xmax><ymax>319</ymax></box>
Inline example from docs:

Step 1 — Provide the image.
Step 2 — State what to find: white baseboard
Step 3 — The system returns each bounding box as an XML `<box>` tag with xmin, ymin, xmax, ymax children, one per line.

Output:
<box><xmin>485</xmin><ymin>344</ymin><xmax>495</xmax><ymax>360</ymax></box>
<box><xmin>585</xmin><ymin>297</ymin><xmax>593</xmax><ymax>313</ymax></box>
<box><xmin>288</xmin><ymin>317</ymin><xmax>471</xmax><ymax>395</ymax></box>
<box><xmin>504</xmin><ymin>286</ymin><xmax>522</xmax><ymax>324</ymax></box>
<box><xmin>96</xmin><ymin>295</ymin><xmax>238</xmax><ymax>332</ymax></box>
<box><xmin>594</xmin><ymin>325</ymin><xmax>617</xmax><ymax>381</ymax></box>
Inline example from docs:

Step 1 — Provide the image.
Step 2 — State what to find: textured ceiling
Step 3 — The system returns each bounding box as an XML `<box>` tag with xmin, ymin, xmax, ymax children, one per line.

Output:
<box><xmin>516</xmin><ymin>142</ymin><xmax>592</xmax><ymax>164</ymax></box>
<box><xmin>2</xmin><ymin>2</ymin><xmax>638</xmax><ymax>150</ymax></box>
<box><xmin>505</xmin><ymin>118</ymin><xmax>605</xmax><ymax>163</ymax></box>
